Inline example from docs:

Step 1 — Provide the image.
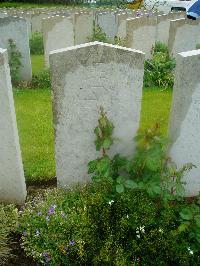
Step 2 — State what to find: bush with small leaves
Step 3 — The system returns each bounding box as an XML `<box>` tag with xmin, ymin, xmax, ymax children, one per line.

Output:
<box><xmin>29</xmin><ymin>32</ymin><xmax>44</xmax><ymax>55</ymax></box>
<box><xmin>7</xmin><ymin>39</ymin><xmax>22</xmax><ymax>83</ymax></box>
<box><xmin>144</xmin><ymin>42</ymin><xmax>176</xmax><ymax>88</ymax></box>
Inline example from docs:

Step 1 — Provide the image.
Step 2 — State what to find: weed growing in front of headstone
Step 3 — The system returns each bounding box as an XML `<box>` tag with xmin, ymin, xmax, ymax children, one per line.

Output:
<box><xmin>7</xmin><ymin>39</ymin><xmax>22</xmax><ymax>83</ymax></box>
<box><xmin>29</xmin><ymin>32</ymin><xmax>44</xmax><ymax>55</ymax></box>
<box><xmin>144</xmin><ymin>42</ymin><xmax>176</xmax><ymax>88</ymax></box>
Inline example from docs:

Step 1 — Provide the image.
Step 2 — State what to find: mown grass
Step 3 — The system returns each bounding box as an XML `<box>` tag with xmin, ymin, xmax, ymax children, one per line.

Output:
<box><xmin>31</xmin><ymin>54</ymin><xmax>45</xmax><ymax>76</ymax></box>
<box><xmin>139</xmin><ymin>87</ymin><xmax>172</xmax><ymax>136</ymax></box>
<box><xmin>14</xmin><ymin>89</ymin><xmax>55</xmax><ymax>182</ymax></box>
<box><xmin>12</xmin><ymin>55</ymin><xmax>173</xmax><ymax>182</ymax></box>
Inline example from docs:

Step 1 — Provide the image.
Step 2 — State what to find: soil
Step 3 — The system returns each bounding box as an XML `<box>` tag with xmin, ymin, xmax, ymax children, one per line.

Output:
<box><xmin>6</xmin><ymin>234</ymin><xmax>37</xmax><ymax>266</ymax></box>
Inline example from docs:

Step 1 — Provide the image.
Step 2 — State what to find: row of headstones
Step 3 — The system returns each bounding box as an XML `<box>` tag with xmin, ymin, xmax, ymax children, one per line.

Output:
<box><xmin>42</xmin><ymin>10</ymin><xmax>200</xmax><ymax>66</ymax></box>
<box><xmin>1</xmin><ymin>8</ymin><xmax>198</xmax><ymax>80</ymax></box>
<box><xmin>0</xmin><ymin>8</ymin><xmax>142</xmax><ymax>80</ymax></box>
<box><xmin>0</xmin><ymin>42</ymin><xmax>200</xmax><ymax>204</ymax></box>
<box><xmin>127</xmin><ymin>14</ymin><xmax>200</xmax><ymax>59</ymax></box>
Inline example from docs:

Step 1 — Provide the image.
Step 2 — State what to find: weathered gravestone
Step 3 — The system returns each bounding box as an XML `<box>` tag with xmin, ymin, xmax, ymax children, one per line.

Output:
<box><xmin>168</xmin><ymin>18</ymin><xmax>200</xmax><ymax>58</ymax></box>
<box><xmin>96</xmin><ymin>12</ymin><xmax>118</xmax><ymax>41</ymax></box>
<box><xmin>0</xmin><ymin>48</ymin><xmax>26</xmax><ymax>204</ymax></box>
<box><xmin>43</xmin><ymin>15</ymin><xmax>74</xmax><ymax>66</ymax></box>
<box><xmin>156</xmin><ymin>12</ymin><xmax>185</xmax><ymax>45</ymax></box>
<box><xmin>0</xmin><ymin>16</ymin><xmax>32</xmax><ymax>81</ymax></box>
<box><xmin>50</xmin><ymin>42</ymin><xmax>145</xmax><ymax>187</ymax></box>
<box><xmin>74</xmin><ymin>12</ymin><xmax>93</xmax><ymax>45</ymax></box>
<box><xmin>168</xmin><ymin>49</ymin><xmax>200</xmax><ymax>196</ymax></box>
<box><xmin>126</xmin><ymin>15</ymin><xmax>157</xmax><ymax>59</ymax></box>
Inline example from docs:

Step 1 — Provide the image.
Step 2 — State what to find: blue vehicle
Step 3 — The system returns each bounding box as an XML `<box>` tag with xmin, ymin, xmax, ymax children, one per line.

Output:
<box><xmin>187</xmin><ymin>0</ymin><xmax>200</xmax><ymax>19</ymax></box>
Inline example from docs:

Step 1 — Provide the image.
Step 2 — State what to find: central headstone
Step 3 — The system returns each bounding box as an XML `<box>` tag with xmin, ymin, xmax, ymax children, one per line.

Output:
<box><xmin>50</xmin><ymin>42</ymin><xmax>145</xmax><ymax>187</ymax></box>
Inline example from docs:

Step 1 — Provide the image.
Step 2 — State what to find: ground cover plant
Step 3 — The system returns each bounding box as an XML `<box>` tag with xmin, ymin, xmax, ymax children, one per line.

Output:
<box><xmin>18</xmin><ymin>110</ymin><xmax>200</xmax><ymax>265</ymax></box>
<box><xmin>144</xmin><ymin>42</ymin><xmax>176</xmax><ymax>88</ymax></box>
<box><xmin>0</xmin><ymin>204</ymin><xmax>18</xmax><ymax>265</ymax></box>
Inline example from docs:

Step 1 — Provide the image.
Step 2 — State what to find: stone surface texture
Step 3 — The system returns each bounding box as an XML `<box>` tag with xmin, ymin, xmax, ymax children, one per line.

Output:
<box><xmin>169</xmin><ymin>49</ymin><xmax>200</xmax><ymax>196</ymax></box>
<box><xmin>0</xmin><ymin>48</ymin><xmax>26</xmax><ymax>204</ymax></box>
<box><xmin>50</xmin><ymin>42</ymin><xmax>145</xmax><ymax>187</ymax></box>
<box><xmin>43</xmin><ymin>15</ymin><xmax>74</xmax><ymax>66</ymax></box>
<box><xmin>126</xmin><ymin>16</ymin><xmax>157</xmax><ymax>59</ymax></box>
<box><xmin>0</xmin><ymin>16</ymin><xmax>32</xmax><ymax>81</ymax></box>
<box><xmin>168</xmin><ymin>18</ymin><xmax>200</xmax><ymax>58</ymax></box>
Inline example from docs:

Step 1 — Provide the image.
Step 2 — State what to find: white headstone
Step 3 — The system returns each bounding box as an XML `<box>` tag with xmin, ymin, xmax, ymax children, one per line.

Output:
<box><xmin>43</xmin><ymin>16</ymin><xmax>74</xmax><ymax>66</ymax></box>
<box><xmin>169</xmin><ymin>49</ymin><xmax>200</xmax><ymax>196</ymax></box>
<box><xmin>0</xmin><ymin>48</ymin><xmax>26</xmax><ymax>204</ymax></box>
<box><xmin>50</xmin><ymin>42</ymin><xmax>145</xmax><ymax>187</ymax></box>
<box><xmin>0</xmin><ymin>16</ymin><xmax>32</xmax><ymax>81</ymax></box>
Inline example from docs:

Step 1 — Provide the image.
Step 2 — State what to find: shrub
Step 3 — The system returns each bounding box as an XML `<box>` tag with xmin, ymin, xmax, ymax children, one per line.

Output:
<box><xmin>144</xmin><ymin>42</ymin><xmax>176</xmax><ymax>88</ymax></box>
<box><xmin>88</xmin><ymin>26</ymin><xmax>126</xmax><ymax>47</ymax></box>
<box><xmin>31</xmin><ymin>68</ymin><xmax>51</xmax><ymax>89</ymax></box>
<box><xmin>29</xmin><ymin>32</ymin><xmax>44</xmax><ymax>55</ymax></box>
<box><xmin>0</xmin><ymin>204</ymin><xmax>18</xmax><ymax>265</ymax></box>
<box><xmin>88</xmin><ymin>25</ymin><xmax>108</xmax><ymax>43</ymax></box>
<box><xmin>19</xmin><ymin>109</ymin><xmax>200</xmax><ymax>265</ymax></box>
<box><xmin>7</xmin><ymin>39</ymin><xmax>22</xmax><ymax>83</ymax></box>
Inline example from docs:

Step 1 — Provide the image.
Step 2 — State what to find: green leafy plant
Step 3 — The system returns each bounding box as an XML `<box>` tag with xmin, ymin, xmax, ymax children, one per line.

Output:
<box><xmin>88</xmin><ymin>25</ymin><xmax>108</xmax><ymax>43</ymax></box>
<box><xmin>144</xmin><ymin>42</ymin><xmax>176</xmax><ymax>88</ymax></box>
<box><xmin>7</xmin><ymin>39</ymin><xmax>22</xmax><ymax>83</ymax></box>
<box><xmin>29</xmin><ymin>32</ymin><xmax>44</xmax><ymax>55</ymax></box>
<box><xmin>31</xmin><ymin>68</ymin><xmax>51</xmax><ymax>89</ymax></box>
<box><xmin>0</xmin><ymin>204</ymin><xmax>18</xmax><ymax>264</ymax></box>
<box><xmin>18</xmin><ymin>110</ymin><xmax>200</xmax><ymax>265</ymax></box>
<box><xmin>196</xmin><ymin>43</ymin><xmax>200</xmax><ymax>50</ymax></box>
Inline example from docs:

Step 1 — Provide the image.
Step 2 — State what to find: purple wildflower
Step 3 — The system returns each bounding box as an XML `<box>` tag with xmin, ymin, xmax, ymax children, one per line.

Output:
<box><xmin>69</xmin><ymin>240</ymin><xmax>75</xmax><ymax>246</ymax></box>
<box><xmin>43</xmin><ymin>252</ymin><xmax>51</xmax><ymax>263</ymax></box>
<box><xmin>35</xmin><ymin>229</ymin><xmax>40</xmax><ymax>237</ymax></box>
<box><xmin>48</xmin><ymin>205</ymin><xmax>56</xmax><ymax>215</ymax></box>
<box><xmin>61</xmin><ymin>211</ymin><xmax>65</xmax><ymax>218</ymax></box>
<box><xmin>23</xmin><ymin>231</ymin><xmax>27</xmax><ymax>237</ymax></box>
<box><xmin>38</xmin><ymin>211</ymin><xmax>42</xmax><ymax>216</ymax></box>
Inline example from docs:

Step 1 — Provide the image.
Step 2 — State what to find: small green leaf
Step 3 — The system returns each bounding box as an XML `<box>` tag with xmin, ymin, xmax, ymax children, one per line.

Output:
<box><xmin>116</xmin><ymin>184</ymin><xmax>125</xmax><ymax>193</ymax></box>
<box><xmin>103</xmin><ymin>138</ymin><xmax>112</xmax><ymax>149</ymax></box>
<box><xmin>88</xmin><ymin>160</ymin><xmax>98</xmax><ymax>174</ymax></box>
<box><xmin>178</xmin><ymin>222</ymin><xmax>190</xmax><ymax>232</ymax></box>
<box><xmin>194</xmin><ymin>215</ymin><xmax>200</xmax><ymax>227</ymax></box>
<box><xmin>180</xmin><ymin>208</ymin><xmax>193</xmax><ymax>221</ymax></box>
<box><xmin>116</xmin><ymin>176</ymin><xmax>125</xmax><ymax>184</ymax></box>
<box><xmin>124</xmin><ymin>180</ymin><xmax>138</xmax><ymax>189</ymax></box>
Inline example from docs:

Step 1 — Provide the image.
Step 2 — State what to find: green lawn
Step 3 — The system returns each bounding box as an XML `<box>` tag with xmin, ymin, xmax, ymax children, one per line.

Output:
<box><xmin>139</xmin><ymin>87</ymin><xmax>172</xmax><ymax>136</ymax></box>
<box><xmin>14</xmin><ymin>89</ymin><xmax>55</xmax><ymax>182</ymax></box>
<box><xmin>13</xmin><ymin>87</ymin><xmax>172</xmax><ymax>182</ymax></box>
<box><xmin>31</xmin><ymin>55</ymin><xmax>45</xmax><ymax>76</ymax></box>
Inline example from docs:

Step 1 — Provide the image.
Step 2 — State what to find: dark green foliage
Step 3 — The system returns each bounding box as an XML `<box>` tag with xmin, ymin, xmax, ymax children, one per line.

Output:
<box><xmin>144</xmin><ymin>42</ymin><xmax>176</xmax><ymax>88</ymax></box>
<box><xmin>31</xmin><ymin>68</ymin><xmax>51</xmax><ymax>89</ymax></box>
<box><xmin>0</xmin><ymin>204</ymin><xmax>18</xmax><ymax>265</ymax></box>
<box><xmin>29</xmin><ymin>32</ymin><xmax>44</xmax><ymax>55</ymax></box>
<box><xmin>7</xmin><ymin>39</ymin><xmax>22</xmax><ymax>83</ymax></box>
<box><xmin>196</xmin><ymin>43</ymin><xmax>200</xmax><ymax>50</ymax></box>
<box><xmin>88</xmin><ymin>25</ymin><xmax>108</xmax><ymax>43</ymax></box>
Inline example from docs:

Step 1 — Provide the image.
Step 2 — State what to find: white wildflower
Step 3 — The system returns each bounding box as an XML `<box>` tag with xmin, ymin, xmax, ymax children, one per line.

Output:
<box><xmin>108</xmin><ymin>200</ymin><xmax>114</xmax><ymax>206</ymax></box>
<box><xmin>188</xmin><ymin>247</ymin><xmax>194</xmax><ymax>255</ymax></box>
